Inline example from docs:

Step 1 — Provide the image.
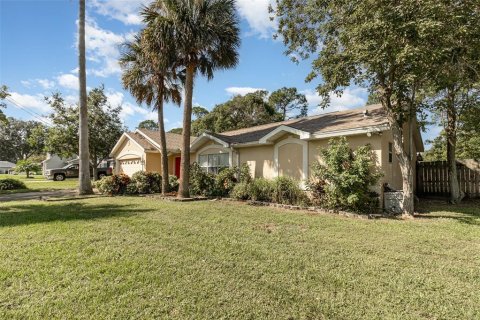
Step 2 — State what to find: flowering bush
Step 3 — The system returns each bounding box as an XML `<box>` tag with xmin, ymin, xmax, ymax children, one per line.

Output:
<box><xmin>94</xmin><ymin>174</ymin><xmax>131</xmax><ymax>195</ymax></box>
<box><xmin>168</xmin><ymin>175</ymin><xmax>179</xmax><ymax>192</ymax></box>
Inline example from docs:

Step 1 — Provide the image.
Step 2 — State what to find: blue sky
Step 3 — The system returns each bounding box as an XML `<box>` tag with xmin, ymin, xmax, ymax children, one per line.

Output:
<box><xmin>0</xmin><ymin>0</ymin><xmax>438</xmax><ymax>143</ymax></box>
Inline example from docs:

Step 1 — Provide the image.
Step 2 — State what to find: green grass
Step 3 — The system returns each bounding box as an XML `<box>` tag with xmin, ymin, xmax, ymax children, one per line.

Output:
<box><xmin>0</xmin><ymin>197</ymin><xmax>479</xmax><ymax>319</ymax></box>
<box><xmin>0</xmin><ymin>174</ymin><xmax>77</xmax><ymax>192</ymax></box>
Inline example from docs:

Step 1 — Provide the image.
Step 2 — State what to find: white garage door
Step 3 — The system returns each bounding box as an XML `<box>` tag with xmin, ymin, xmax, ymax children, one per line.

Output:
<box><xmin>118</xmin><ymin>158</ymin><xmax>143</xmax><ymax>177</ymax></box>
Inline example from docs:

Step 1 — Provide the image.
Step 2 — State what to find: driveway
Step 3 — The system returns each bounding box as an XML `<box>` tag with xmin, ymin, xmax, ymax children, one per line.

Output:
<box><xmin>0</xmin><ymin>190</ymin><xmax>79</xmax><ymax>202</ymax></box>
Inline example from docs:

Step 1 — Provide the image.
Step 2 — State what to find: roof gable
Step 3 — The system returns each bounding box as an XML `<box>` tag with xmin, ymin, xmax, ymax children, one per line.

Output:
<box><xmin>0</xmin><ymin>161</ymin><xmax>15</xmax><ymax>168</ymax></box>
<box><xmin>136</xmin><ymin>129</ymin><xmax>196</xmax><ymax>152</ymax></box>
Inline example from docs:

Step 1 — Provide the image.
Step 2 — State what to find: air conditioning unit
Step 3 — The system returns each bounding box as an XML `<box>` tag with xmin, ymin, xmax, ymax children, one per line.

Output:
<box><xmin>384</xmin><ymin>191</ymin><xmax>403</xmax><ymax>214</ymax></box>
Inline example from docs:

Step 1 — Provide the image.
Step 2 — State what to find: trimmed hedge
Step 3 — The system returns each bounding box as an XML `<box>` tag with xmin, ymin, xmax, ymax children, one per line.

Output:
<box><xmin>94</xmin><ymin>172</ymin><xmax>179</xmax><ymax>195</ymax></box>
<box><xmin>0</xmin><ymin>178</ymin><xmax>27</xmax><ymax>191</ymax></box>
<box><xmin>231</xmin><ymin>176</ymin><xmax>309</xmax><ymax>206</ymax></box>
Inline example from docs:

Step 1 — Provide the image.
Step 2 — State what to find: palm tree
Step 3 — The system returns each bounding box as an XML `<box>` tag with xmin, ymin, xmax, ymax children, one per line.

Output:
<box><xmin>119</xmin><ymin>27</ymin><xmax>182</xmax><ymax>195</ymax></box>
<box><xmin>78</xmin><ymin>0</ymin><xmax>93</xmax><ymax>194</ymax></box>
<box><xmin>145</xmin><ymin>0</ymin><xmax>240</xmax><ymax>198</ymax></box>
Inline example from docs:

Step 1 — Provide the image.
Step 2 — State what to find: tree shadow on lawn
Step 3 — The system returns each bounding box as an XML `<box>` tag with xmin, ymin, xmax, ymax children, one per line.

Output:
<box><xmin>0</xmin><ymin>201</ymin><xmax>152</xmax><ymax>228</ymax></box>
<box><xmin>416</xmin><ymin>198</ymin><xmax>480</xmax><ymax>225</ymax></box>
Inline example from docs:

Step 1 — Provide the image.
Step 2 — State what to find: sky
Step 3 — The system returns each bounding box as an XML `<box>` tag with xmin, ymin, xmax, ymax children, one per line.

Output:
<box><xmin>0</xmin><ymin>0</ymin><xmax>439</xmax><ymax>143</ymax></box>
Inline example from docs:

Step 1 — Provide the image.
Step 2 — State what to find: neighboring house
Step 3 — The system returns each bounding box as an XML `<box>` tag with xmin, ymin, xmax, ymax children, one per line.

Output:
<box><xmin>42</xmin><ymin>154</ymin><xmax>75</xmax><ymax>174</ymax></box>
<box><xmin>0</xmin><ymin>161</ymin><xmax>15</xmax><ymax>174</ymax></box>
<box><xmin>110</xmin><ymin>104</ymin><xmax>424</xmax><ymax>200</ymax></box>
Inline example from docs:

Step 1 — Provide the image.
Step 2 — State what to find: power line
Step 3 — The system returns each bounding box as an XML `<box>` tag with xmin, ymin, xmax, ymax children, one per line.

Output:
<box><xmin>5</xmin><ymin>97</ymin><xmax>53</xmax><ymax>126</ymax></box>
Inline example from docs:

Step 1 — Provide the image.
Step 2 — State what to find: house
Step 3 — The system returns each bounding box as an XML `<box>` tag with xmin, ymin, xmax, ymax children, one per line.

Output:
<box><xmin>42</xmin><ymin>154</ymin><xmax>77</xmax><ymax>174</ymax></box>
<box><xmin>0</xmin><ymin>161</ymin><xmax>15</xmax><ymax>174</ymax></box>
<box><xmin>110</xmin><ymin>104</ymin><xmax>424</xmax><ymax>198</ymax></box>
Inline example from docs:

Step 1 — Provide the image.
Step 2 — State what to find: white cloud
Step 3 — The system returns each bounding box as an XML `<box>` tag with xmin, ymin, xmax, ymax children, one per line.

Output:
<box><xmin>225</xmin><ymin>86</ymin><xmax>266</xmax><ymax>96</ymax></box>
<box><xmin>9</xmin><ymin>92</ymin><xmax>51</xmax><ymax>114</ymax></box>
<box><xmin>302</xmin><ymin>87</ymin><xmax>367</xmax><ymax>114</ymax></box>
<box><xmin>21</xmin><ymin>80</ymin><xmax>32</xmax><ymax>88</ymax></box>
<box><xmin>236</xmin><ymin>0</ymin><xmax>276</xmax><ymax>38</ymax></box>
<box><xmin>83</xmin><ymin>19</ymin><xmax>127</xmax><ymax>77</ymax></box>
<box><xmin>89</xmin><ymin>0</ymin><xmax>151</xmax><ymax>25</ymax></box>
<box><xmin>37</xmin><ymin>79</ymin><xmax>55</xmax><ymax>90</ymax></box>
<box><xmin>57</xmin><ymin>73</ymin><xmax>79</xmax><ymax>90</ymax></box>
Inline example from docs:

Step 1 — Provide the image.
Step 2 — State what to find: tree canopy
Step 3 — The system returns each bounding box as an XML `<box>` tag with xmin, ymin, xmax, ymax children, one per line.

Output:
<box><xmin>0</xmin><ymin>85</ymin><xmax>9</xmax><ymax>124</ymax></box>
<box><xmin>192</xmin><ymin>90</ymin><xmax>282</xmax><ymax>136</ymax></box>
<box><xmin>0</xmin><ymin>118</ymin><xmax>46</xmax><ymax>162</ymax></box>
<box><xmin>45</xmin><ymin>86</ymin><xmax>125</xmax><ymax>170</ymax></box>
<box><xmin>137</xmin><ymin>120</ymin><xmax>158</xmax><ymax>131</ymax></box>
<box><xmin>268</xmin><ymin>87</ymin><xmax>308</xmax><ymax>120</ymax></box>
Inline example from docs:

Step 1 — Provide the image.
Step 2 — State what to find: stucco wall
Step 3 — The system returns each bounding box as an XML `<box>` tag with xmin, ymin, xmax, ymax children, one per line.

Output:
<box><xmin>278</xmin><ymin>142</ymin><xmax>304</xmax><ymax>181</ymax></box>
<box><xmin>115</xmin><ymin>139</ymin><xmax>145</xmax><ymax>160</ymax></box>
<box><xmin>381</xmin><ymin>126</ymin><xmax>418</xmax><ymax>191</ymax></box>
<box><xmin>238</xmin><ymin>145</ymin><xmax>275</xmax><ymax>179</ymax></box>
<box><xmin>145</xmin><ymin>153</ymin><xmax>162</xmax><ymax>173</ymax></box>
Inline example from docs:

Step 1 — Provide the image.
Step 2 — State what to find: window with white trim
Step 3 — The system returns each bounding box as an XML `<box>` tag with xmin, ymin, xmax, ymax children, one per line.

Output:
<box><xmin>198</xmin><ymin>153</ymin><xmax>229</xmax><ymax>174</ymax></box>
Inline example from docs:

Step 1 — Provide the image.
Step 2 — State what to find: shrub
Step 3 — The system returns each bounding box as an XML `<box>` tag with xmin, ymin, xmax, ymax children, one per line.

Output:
<box><xmin>307</xmin><ymin>137</ymin><xmax>382</xmax><ymax>213</ymax></box>
<box><xmin>215</xmin><ymin>167</ymin><xmax>238</xmax><ymax>197</ymax></box>
<box><xmin>230</xmin><ymin>182</ymin><xmax>250</xmax><ymax>200</ymax></box>
<box><xmin>248</xmin><ymin>178</ymin><xmax>275</xmax><ymax>202</ymax></box>
<box><xmin>94</xmin><ymin>174</ymin><xmax>130</xmax><ymax>195</ymax></box>
<box><xmin>168</xmin><ymin>175</ymin><xmax>179</xmax><ymax>192</ymax></box>
<box><xmin>189</xmin><ymin>162</ymin><xmax>216</xmax><ymax>196</ymax></box>
<box><xmin>238</xmin><ymin>163</ymin><xmax>252</xmax><ymax>184</ymax></box>
<box><xmin>0</xmin><ymin>178</ymin><xmax>27</xmax><ymax>190</ymax></box>
<box><xmin>130</xmin><ymin>171</ymin><xmax>162</xmax><ymax>194</ymax></box>
<box><xmin>272</xmin><ymin>176</ymin><xmax>309</xmax><ymax>206</ymax></box>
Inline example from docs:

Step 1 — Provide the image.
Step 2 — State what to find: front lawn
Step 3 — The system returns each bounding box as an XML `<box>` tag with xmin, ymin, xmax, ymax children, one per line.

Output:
<box><xmin>0</xmin><ymin>174</ymin><xmax>78</xmax><ymax>193</ymax></box>
<box><xmin>0</xmin><ymin>197</ymin><xmax>479</xmax><ymax>319</ymax></box>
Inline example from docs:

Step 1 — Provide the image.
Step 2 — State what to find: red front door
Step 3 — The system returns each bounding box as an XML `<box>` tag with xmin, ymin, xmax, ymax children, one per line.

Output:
<box><xmin>175</xmin><ymin>157</ymin><xmax>181</xmax><ymax>178</ymax></box>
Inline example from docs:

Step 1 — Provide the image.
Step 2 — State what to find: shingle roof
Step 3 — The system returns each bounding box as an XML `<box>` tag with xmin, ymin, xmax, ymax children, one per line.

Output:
<box><xmin>0</xmin><ymin>161</ymin><xmax>15</xmax><ymax>168</ymax></box>
<box><xmin>213</xmin><ymin>104</ymin><xmax>387</xmax><ymax>144</ymax></box>
<box><xmin>126</xmin><ymin>132</ymin><xmax>158</xmax><ymax>151</ymax></box>
<box><xmin>137</xmin><ymin>129</ymin><xmax>196</xmax><ymax>151</ymax></box>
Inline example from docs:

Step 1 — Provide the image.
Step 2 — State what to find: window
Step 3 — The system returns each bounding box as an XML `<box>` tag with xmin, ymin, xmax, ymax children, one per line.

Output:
<box><xmin>388</xmin><ymin>143</ymin><xmax>393</xmax><ymax>163</ymax></box>
<box><xmin>198</xmin><ymin>153</ymin><xmax>229</xmax><ymax>174</ymax></box>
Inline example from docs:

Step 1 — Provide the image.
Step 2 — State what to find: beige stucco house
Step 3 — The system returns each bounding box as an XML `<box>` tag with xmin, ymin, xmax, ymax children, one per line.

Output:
<box><xmin>110</xmin><ymin>104</ymin><xmax>424</xmax><ymax>198</ymax></box>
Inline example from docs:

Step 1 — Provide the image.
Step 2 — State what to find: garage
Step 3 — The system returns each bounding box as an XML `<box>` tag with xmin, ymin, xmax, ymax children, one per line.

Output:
<box><xmin>118</xmin><ymin>158</ymin><xmax>143</xmax><ymax>177</ymax></box>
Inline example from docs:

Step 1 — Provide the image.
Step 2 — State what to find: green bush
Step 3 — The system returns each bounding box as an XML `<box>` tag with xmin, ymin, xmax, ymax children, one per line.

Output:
<box><xmin>238</xmin><ymin>163</ymin><xmax>252</xmax><ymax>184</ymax></box>
<box><xmin>248</xmin><ymin>178</ymin><xmax>275</xmax><ymax>202</ymax></box>
<box><xmin>0</xmin><ymin>178</ymin><xmax>27</xmax><ymax>190</ymax></box>
<box><xmin>189</xmin><ymin>162</ymin><xmax>216</xmax><ymax>196</ymax></box>
<box><xmin>94</xmin><ymin>174</ymin><xmax>131</xmax><ymax>195</ymax></box>
<box><xmin>168</xmin><ymin>175</ymin><xmax>179</xmax><ymax>192</ymax></box>
<box><xmin>130</xmin><ymin>171</ymin><xmax>162</xmax><ymax>194</ymax></box>
<box><xmin>230</xmin><ymin>182</ymin><xmax>250</xmax><ymax>200</ymax></box>
<box><xmin>215</xmin><ymin>167</ymin><xmax>238</xmax><ymax>197</ymax></box>
<box><xmin>307</xmin><ymin>137</ymin><xmax>382</xmax><ymax>213</ymax></box>
<box><xmin>272</xmin><ymin>176</ymin><xmax>309</xmax><ymax>206</ymax></box>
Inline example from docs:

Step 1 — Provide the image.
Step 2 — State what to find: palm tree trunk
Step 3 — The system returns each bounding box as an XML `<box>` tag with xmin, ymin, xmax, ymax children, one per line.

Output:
<box><xmin>157</xmin><ymin>82</ymin><xmax>169</xmax><ymax>195</ymax></box>
<box><xmin>446</xmin><ymin>89</ymin><xmax>463</xmax><ymax>203</ymax></box>
<box><xmin>178</xmin><ymin>64</ymin><xmax>194</xmax><ymax>198</ymax></box>
<box><xmin>78</xmin><ymin>0</ymin><xmax>93</xmax><ymax>195</ymax></box>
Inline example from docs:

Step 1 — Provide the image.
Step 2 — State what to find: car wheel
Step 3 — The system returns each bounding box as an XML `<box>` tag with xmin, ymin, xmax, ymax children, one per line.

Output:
<box><xmin>54</xmin><ymin>174</ymin><xmax>65</xmax><ymax>181</ymax></box>
<box><xmin>98</xmin><ymin>173</ymin><xmax>106</xmax><ymax>179</ymax></box>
